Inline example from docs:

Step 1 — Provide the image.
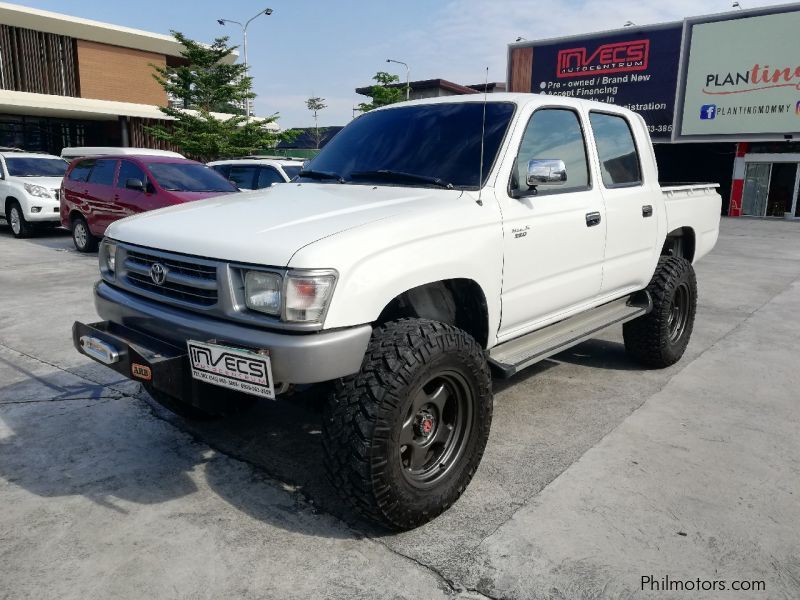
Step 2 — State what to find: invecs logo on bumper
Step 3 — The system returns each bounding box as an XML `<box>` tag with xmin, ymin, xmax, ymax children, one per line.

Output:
<box><xmin>557</xmin><ymin>39</ymin><xmax>650</xmax><ymax>78</ymax></box>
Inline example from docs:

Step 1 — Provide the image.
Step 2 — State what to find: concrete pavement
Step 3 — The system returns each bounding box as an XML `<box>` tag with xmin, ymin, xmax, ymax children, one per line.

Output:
<box><xmin>0</xmin><ymin>218</ymin><xmax>798</xmax><ymax>599</ymax></box>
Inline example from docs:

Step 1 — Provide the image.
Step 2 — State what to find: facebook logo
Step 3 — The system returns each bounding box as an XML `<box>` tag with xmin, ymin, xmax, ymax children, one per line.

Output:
<box><xmin>700</xmin><ymin>104</ymin><xmax>717</xmax><ymax>120</ymax></box>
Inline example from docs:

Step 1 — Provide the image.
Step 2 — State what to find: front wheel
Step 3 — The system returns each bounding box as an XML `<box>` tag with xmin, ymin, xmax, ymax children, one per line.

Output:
<box><xmin>8</xmin><ymin>202</ymin><xmax>32</xmax><ymax>238</ymax></box>
<box><xmin>323</xmin><ymin>319</ymin><xmax>493</xmax><ymax>530</ymax></box>
<box><xmin>623</xmin><ymin>256</ymin><xmax>697</xmax><ymax>368</ymax></box>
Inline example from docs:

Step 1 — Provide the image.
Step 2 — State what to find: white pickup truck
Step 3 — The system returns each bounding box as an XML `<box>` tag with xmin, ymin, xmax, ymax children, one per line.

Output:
<box><xmin>73</xmin><ymin>94</ymin><xmax>720</xmax><ymax>529</ymax></box>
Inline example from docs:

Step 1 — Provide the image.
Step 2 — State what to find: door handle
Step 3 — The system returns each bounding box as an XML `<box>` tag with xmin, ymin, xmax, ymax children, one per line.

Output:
<box><xmin>585</xmin><ymin>211</ymin><xmax>602</xmax><ymax>227</ymax></box>
<box><xmin>642</xmin><ymin>205</ymin><xmax>653</xmax><ymax>218</ymax></box>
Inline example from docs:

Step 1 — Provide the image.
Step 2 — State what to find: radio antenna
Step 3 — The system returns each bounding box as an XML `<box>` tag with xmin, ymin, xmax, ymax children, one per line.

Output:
<box><xmin>476</xmin><ymin>67</ymin><xmax>489</xmax><ymax>206</ymax></box>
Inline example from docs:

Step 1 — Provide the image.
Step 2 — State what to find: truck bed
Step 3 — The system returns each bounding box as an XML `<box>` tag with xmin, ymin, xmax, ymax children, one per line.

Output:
<box><xmin>661</xmin><ymin>183</ymin><xmax>722</xmax><ymax>264</ymax></box>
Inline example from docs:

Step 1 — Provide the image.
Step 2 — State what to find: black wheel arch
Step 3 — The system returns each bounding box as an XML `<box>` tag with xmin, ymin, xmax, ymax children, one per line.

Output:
<box><xmin>375</xmin><ymin>278</ymin><xmax>490</xmax><ymax>349</ymax></box>
<box><xmin>662</xmin><ymin>227</ymin><xmax>696</xmax><ymax>263</ymax></box>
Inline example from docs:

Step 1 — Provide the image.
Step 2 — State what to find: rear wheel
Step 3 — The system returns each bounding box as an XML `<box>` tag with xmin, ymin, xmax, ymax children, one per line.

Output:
<box><xmin>323</xmin><ymin>319</ymin><xmax>493</xmax><ymax>530</ymax></box>
<box><xmin>71</xmin><ymin>215</ymin><xmax>98</xmax><ymax>252</ymax></box>
<box><xmin>8</xmin><ymin>202</ymin><xmax>32</xmax><ymax>238</ymax></box>
<box><xmin>623</xmin><ymin>256</ymin><xmax>697</xmax><ymax>368</ymax></box>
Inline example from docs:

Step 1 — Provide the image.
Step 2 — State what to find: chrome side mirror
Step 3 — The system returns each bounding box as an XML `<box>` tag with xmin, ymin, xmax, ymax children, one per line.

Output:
<box><xmin>526</xmin><ymin>159</ymin><xmax>567</xmax><ymax>187</ymax></box>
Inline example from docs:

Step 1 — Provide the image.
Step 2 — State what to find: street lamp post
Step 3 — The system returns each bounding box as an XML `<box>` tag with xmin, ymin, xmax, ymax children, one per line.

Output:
<box><xmin>218</xmin><ymin>7</ymin><xmax>273</xmax><ymax>117</ymax></box>
<box><xmin>386</xmin><ymin>59</ymin><xmax>410</xmax><ymax>101</ymax></box>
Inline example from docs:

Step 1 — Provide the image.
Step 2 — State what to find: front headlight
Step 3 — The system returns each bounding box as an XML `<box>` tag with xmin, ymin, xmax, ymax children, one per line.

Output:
<box><xmin>243</xmin><ymin>269</ymin><xmax>337</xmax><ymax>323</ymax></box>
<box><xmin>23</xmin><ymin>183</ymin><xmax>52</xmax><ymax>198</ymax></box>
<box><xmin>245</xmin><ymin>271</ymin><xmax>282</xmax><ymax>316</ymax></box>
<box><xmin>284</xmin><ymin>272</ymin><xmax>336</xmax><ymax>323</ymax></box>
<box><xmin>100</xmin><ymin>240</ymin><xmax>117</xmax><ymax>278</ymax></box>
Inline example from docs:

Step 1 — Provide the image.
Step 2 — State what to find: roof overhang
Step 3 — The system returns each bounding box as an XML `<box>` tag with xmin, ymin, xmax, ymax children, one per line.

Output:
<box><xmin>0</xmin><ymin>2</ymin><xmax>237</xmax><ymax>63</ymax></box>
<box><xmin>0</xmin><ymin>90</ymin><xmax>279</xmax><ymax>130</ymax></box>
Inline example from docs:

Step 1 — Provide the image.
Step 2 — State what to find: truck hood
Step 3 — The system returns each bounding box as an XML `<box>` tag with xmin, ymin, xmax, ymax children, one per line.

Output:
<box><xmin>106</xmin><ymin>183</ymin><xmax>463</xmax><ymax>266</ymax></box>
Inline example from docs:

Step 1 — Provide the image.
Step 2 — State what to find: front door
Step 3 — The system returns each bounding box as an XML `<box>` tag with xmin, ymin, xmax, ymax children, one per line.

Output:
<box><xmin>498</xmin><ymin>107</ymin><xmax>606</xmax><ymax>341</ymax></box>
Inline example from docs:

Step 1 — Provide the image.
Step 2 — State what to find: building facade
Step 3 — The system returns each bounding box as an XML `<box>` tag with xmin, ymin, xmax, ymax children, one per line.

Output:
<box><xmin>507</xmin><ymin>4</ymin><xmax>800</xmax><ymax>218</ymax></box>
<box><xmin>0</xmin><ymin>2</ymin><xmax>236</xmax><ymax>155</ymax></box>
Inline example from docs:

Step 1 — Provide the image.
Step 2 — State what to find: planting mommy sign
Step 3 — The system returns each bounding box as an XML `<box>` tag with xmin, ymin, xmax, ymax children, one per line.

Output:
<box><xmin>677</xmin><ymin>7</ymin><xmax>800</xmax><ymax>140</ymax></box>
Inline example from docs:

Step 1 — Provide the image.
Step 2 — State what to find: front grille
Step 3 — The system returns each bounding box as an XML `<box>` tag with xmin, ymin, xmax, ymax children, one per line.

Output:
<box><xmin>123</xmin><ymin>249</ymin><xmax>218</xmax><ymax>307</ymax></box>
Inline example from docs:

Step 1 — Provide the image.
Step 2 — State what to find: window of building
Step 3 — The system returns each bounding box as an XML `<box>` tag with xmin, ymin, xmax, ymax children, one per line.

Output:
<box><xmin>511</xmin><ymin>108</ymin><xmax>590</xmax><ymax>195</ymax></box>
<box><xmin>589</xmin><ymin>112</ymin><xmax>642</xmax><ymax>187</ymax></box>
<box><xmin>87</xmin><ymin>159</ymin><xmax>117</xmax><ymax>186</ymax></box>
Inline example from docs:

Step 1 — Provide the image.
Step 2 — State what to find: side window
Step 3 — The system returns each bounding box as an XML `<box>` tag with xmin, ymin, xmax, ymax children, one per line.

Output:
<box><xmin>87</xmin><ymin>159</ymin><xmax>118</xmax><ymax>186</ymax></box>
<box><xmin>511</xmin><ymin>108</ymin><xmax>590</xmax><ymax>195</ymax></box>
<box><xmin>117</xmin><ymin>160</ymin><xmax>146</xmax><ymax>189</ymax></box>
<box><xmin>227</xmin><ymin>165</ymin><xmax>259</xmax><ymax>189</ymax></box>
<box><xmin>589</xmin><ymin>112</ymin><xmax>642</xmax><ymax>187</ymax></box>
<box><xmin>68</xmin><ymin>159</ymin><xmax>95</xmax><ymax>182</ymax></box>
<box><xmin>257</xmin><ymin>167</ymin><xmax>285</xmax><ymax>188</ymax></box>
<box><xmin>211</xmin><ymin>164</ymin><xmax>230</xmax><ymax>179</ymax></box>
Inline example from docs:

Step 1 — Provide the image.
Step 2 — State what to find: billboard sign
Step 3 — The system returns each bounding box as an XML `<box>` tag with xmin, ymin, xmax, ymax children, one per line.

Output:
<box><xmin>527</xmin><ymin>25</ymin><xmax>683</xmax><ymax>140</ymax></box>
<box><xmin>674</xmin><ymin>6</ymin><xmax>800</xmax><ymax>141</ymax></box>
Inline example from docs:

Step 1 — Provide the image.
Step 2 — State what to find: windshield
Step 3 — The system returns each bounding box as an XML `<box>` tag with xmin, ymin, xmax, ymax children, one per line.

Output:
<box><xmin>148</xmin><ymin>163</ymin><xmax>238</xmax><ymax>193</ymax></box>
<box><xmin>5</xmin><ymin>157</ymin><xmax>68</xmax><ymax>177</ymax></box>
<box><xmin>299</xmin><ymin>102</ymin><xmax>515</xmax><ymax>189</ymax></box>
<box><xmin>282</xmin><ymin>165</ymin><xmax>302</xmax><ymax>180</ymax></box>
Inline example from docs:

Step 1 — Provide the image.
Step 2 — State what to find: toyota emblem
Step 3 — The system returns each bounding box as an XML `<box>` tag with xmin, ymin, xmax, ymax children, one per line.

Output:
<box><xmin>150</xmin><ymin>262</ymin><xmax>168</xmax><ymax>285</ymax></box>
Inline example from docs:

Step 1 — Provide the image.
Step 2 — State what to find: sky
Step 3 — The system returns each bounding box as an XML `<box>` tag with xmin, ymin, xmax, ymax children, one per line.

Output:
<box><xmin>16</xmin><ymin>0</ymin><xmax>786</xmax><ymax>129</ymax></box>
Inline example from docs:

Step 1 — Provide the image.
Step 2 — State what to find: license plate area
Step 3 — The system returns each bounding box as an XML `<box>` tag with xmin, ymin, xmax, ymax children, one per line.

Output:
<box><xmin>187</xmin><ymin>340</ymin><xmax>274</xmax><ymax>399</ymax></box>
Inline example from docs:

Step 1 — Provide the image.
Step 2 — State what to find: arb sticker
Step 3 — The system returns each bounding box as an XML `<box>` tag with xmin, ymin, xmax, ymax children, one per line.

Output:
<box><xmin>131</xmin><ymin>363</ymin><xmax>152</xmax><ymax>381</ymax></box>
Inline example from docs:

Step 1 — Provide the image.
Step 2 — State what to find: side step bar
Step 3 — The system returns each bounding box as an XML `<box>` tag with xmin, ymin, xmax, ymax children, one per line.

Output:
<box><xmin>489</xmin><ymin>292</ymin><xmax>652</xmax><ymax>378</ymax></box>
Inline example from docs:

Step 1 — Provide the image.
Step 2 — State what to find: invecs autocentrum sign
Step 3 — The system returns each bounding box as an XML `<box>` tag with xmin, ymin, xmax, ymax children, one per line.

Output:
<box><xmin>676</xmin><ymin>7</ymin><xmax>800</xmax><ymax>139</ymax></box>
<box><xmin>526</xmin><ymin>27</ymin><xmax>682</xmax><ymax>139</ymax></box>
<box><xmin>556</xmin><ymin>40</ymin><xmax>650</xmax><ymax>78</ymax></box>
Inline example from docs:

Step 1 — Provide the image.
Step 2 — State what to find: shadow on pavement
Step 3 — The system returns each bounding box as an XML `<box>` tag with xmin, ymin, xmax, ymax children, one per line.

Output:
<box><xmin>0</xmin><ymin>370</ymin><xmax>365</xmax><ymax>538</ymax></box>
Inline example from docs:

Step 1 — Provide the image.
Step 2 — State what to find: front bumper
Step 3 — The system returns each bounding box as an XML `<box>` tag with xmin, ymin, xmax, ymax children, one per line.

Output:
<box><xmin>77</xmin><ymin>281</ymin><xmax>372</xmax><ymax>395</ymax></box>
<box><xmin>25</xmin><ymin>201</ymin><xmax>61</xmax><ymax>222</ymax></box>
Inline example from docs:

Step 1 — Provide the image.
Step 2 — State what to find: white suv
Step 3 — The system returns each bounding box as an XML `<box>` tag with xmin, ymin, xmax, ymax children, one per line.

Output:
<box><xmin>207</xmin><ymin>157</ymin><xmax>303</xmax><ymax>190</ymax></box>
<box><xmin>0</xmin><ymin>149</ymin><xmax>69</xmax><ymax>238</ymax></box>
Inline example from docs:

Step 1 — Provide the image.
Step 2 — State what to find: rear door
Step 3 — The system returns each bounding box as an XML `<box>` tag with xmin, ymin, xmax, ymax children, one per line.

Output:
<box><xmin>85</xmin><ymin>159</ymin><xmax>119</xmax><ymax>235</ymax></box>
<box><xmin>588</xmin><ymin>111</ymin><xmax>659</xmax><ymax>295</ymax></box>
<box><xmin>62</xmin><ymin>159</ymin><xmax>95</xmax><ymax>228</ymax></box>
<box><xmin>497</xmin><ymin>106</ymin><xmax>607</xmax><ymax>340</ymax></box>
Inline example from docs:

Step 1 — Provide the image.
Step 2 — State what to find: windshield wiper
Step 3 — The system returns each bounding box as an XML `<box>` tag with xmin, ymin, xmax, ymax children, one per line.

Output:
<box><xmin>298</xmin><ymin>169</ymin><xmax>345</xmax><ymax>183</ymax></box>
<box><xmin>350</xmin><ymin>170</ymin><xmax>453</xmax><ymax>189</ymax></box>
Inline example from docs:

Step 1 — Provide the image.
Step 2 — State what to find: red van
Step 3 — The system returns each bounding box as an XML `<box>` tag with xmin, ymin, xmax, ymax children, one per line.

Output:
<box><xmin>60</xmin><ymin>155</ymin><xmax>238</xmax><ymax>252</ymax></box>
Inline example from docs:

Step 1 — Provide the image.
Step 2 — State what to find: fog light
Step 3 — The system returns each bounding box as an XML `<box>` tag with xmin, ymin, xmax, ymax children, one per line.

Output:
<box><xmin>31</xmin><ymin>206</ymin><xmax>42</xmax><ymax>213</ymax></box>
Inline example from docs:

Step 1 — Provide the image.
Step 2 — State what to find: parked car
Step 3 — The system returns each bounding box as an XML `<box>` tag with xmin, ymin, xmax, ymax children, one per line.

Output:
<box><xmin>61</xmin><ymin>147</ymin><xmax>184</xmax><ymax>161</ymax></box>
<box><xmin>208</xmin><ymin>157</ymin><xmax>303</xmax><ymax>189</ymax></box>
<box><xmin>61</xmin><ymin>155</ymin><xmax>238</xmax><ymax>252</ymax></box>
<box><xmin>73</xmin><ymin>94</ymin><xmax>721</xmax><ymax>529</ymax></box>
<box><xmin>0</xmin><ymin>149</ymin><xmax>69</xmax><ymax>238</ymax></box>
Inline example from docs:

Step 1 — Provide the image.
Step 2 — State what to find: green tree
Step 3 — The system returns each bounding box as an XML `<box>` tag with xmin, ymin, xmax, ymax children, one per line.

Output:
<box><xmin>357</xmin><ymin>71</ymin><xmax>405</xmax><ymax>112</ymax></box>
<box><xmin>146</xmin><ymin>31</ymin><xmax>287</xmax><ymax>162</ymax></box>
<box><xmin>306</xmin><ymin>96</ymin><xmax>327</xmax><ymax>149</ymax></box>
